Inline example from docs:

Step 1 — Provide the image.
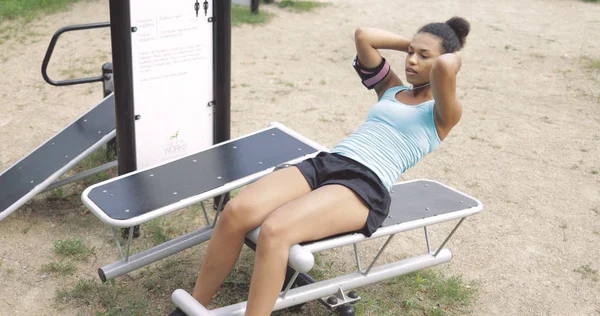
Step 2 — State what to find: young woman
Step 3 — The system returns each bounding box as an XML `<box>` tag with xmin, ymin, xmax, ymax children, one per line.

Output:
<box><xmin>186</xmin><ymin>16</ymin><xmax>470</xmax><ymax>316</ymax></box>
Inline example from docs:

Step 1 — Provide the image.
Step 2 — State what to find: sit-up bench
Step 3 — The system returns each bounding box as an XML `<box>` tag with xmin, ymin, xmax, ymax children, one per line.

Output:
<box><xmin>81</xmin><ymin>122</ymin><xmax>483</xmax><ymax>315</ymax></box>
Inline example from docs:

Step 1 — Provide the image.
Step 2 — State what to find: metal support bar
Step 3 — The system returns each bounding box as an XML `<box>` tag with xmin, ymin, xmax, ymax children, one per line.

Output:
<box><xmin>173</xmin><ymin>249</ymin><xmax>453</xmax><ymax>316</ymax></box>
<box><xmin>434</xmin><ymin>218</ymin><xmax>465</xmax><ymax>257</ymax></box>
<box><xmin>200</xmin><ymin>201</ymin><xmax>211</xmax><ymax>226</ymax></box>
<box><xmin>353</xmin><ymin>243</ymin><xmax>362</xmax><ymax>272</ymax></box>
<box><xmin>212</xmin><ymin>194</ymin><xmax>225</xmax><ymax>227</ymax></box>
<box><xmin>281</xmin><ymin>271</ymin><xmax>299</xmax><ymax>298</ymax></box>
<box><xmin>42</xmin><ymin>161</ymin><xmax>118</xmax><ymax>193</ymax></box>
<box><xmin>111</xmin><ymin>227</ymin><xmax>124</xmax><ymax>260</ymax></box>
<box><xmin>364</xmin><ymin>234</ymin><xmax>395</xmax><ymax>275</ymax></box>
<box><xmin>125</xmin><ymin>226</ymin><xmax>134</xmax><ymax>261</ymax></box>
<box><xmin>424</xmin><ymin>226</ymin><xmax>431</xmax><ymax>254</ymax></box>
<box><xmin>99</xmin><ymin>226</ymin><xmax>214</xmax><ymax>282</ymax></box>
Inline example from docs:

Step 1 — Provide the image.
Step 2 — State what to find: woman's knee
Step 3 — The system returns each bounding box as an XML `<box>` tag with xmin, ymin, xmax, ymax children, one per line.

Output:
<box><xmin>218</xmin><ymin>198</ymin><xmax>259</xmax><ymax>232</ymax></box>
<box><xmin>258</xmin><ymin>217</ymin><xmax>291</xmax><ymax>249</ymax></box>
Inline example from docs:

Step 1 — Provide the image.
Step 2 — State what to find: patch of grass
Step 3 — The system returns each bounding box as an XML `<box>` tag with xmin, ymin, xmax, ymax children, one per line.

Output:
<box><xmin>56</xmin><ymin>278</ymin><xmax>150</xmax><ymax>315</ymax></box>
<box><xmin>574</xmin><ymin>264</ymin><xmax>598</xmax><ymax>282</ymax></box>
<box><xmin>277</xmin><ymin>79</ymin><xmax>295</xmax><ymax>87</ymax></box>
<box><xmin>232</xmin><ymin>4</ymin><xmax>273</xmax><ymax>27</ymax></box>
<box><xmin>581</xmin><ymin>56</ymin><xmax>600</xmax><ymax>72</ymax></box>
<box><xmin>82</xmin><ymin>146</ymin><xmax>112</xmax><ymax>169</ymax></box>
<box><xmin>211</xmin><ymin>248</ymin><xmax>254</xmax><ymax>308</ymax></box>
<box><xmin>592</xmin><ymin>207</ymin><xmax>600</xmax><ymax>215</ymax></box>
<box><xmin>277</xmin><ymin>0</ymin><xmax>326</xmax><ymax>12</ymax></box>
<box><xmin>53</xmin><ymin>238</ymin><xmax>94</xmax><ymax>261</ymax></box>
<box><xmin>145</xmin><ymin>219</ymin><xmax>173</xmax><ymax>245</ymax></box>
<box><xmin>0</xmin><ymin>0</ymin><xmax>83</xmax><ymax>23</ymax></box>
<box><xmin>583</xmin><ymin>0</ymin><xmax>599</xmax><ymax>3</ymax></box>
<box><xmin>308</xmin><ymin>253</ymin><xmax>330</xmax><ymax>280</ymax></box>
<box><xmin>22</xmin><ymin>225</ymin><xmax>32</xmax><ymax>234</ymax></box>
<box><xmin>53</xmin><ymin>187</ymin><xmax>64</xmax><ymax>198</ymax></box>
<box><xmin>40</xmin><ymin>260</ymin><xmax>77</xmax><ymax>276</ymax></box>
<box><xmin>141</xmin><ymin>256</ymin><xmax>196</xmax><ymax>296</ymax></box>
<box><xmin>356</xmin><ymin>269</ymin><xmax>476</xmax><ymax>315</ymax></box>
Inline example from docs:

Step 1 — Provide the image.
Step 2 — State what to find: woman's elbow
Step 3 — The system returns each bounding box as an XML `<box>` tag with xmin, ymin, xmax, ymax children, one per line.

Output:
<box><xmin>354</xmin><ymin>28</ymin><xmax>366</xmax><ymax>42</ymax></box>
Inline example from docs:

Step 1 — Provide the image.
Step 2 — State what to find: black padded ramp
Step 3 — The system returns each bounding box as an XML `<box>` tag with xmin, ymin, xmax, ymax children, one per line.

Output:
<box><xmin>381</xmin><ymin>180</ymin><xmax>478</xmax><ymax>227</ymax></box>
<box><xmin>87</xmin><ymin>128</ymin><xmax>318</xmax><ymax>220</ymax></box>
<box><xmin>0</xmin><ymin>95</ymin><xmax>115</xmax><ymax>217</ymax></box>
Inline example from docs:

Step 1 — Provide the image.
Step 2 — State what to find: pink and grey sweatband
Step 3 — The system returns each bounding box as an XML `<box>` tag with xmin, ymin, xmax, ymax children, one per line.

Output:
<box><xmin>352</xmin><ymin>56</ymin><xmax>391</xmax><ymax>90</ymax></box>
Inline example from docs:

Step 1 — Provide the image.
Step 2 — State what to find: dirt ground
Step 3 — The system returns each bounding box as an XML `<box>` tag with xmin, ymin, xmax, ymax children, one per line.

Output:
<box><xmin>1</xmin><ymin>0</ymin><xmax>599</xmax><ymax>315</ymax></box>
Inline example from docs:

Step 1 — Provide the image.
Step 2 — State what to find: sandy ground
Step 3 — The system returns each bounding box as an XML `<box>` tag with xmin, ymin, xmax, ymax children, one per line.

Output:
<box><xmin>1</xmin><ymin>0</ymin><xmax>599</xmax><ymax>315</ymax></box>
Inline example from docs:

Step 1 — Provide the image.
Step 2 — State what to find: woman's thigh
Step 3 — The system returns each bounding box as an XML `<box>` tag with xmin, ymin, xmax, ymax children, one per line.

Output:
<box><xmin>260</xmin><ymin>184</ymin><xmax>370</xmax><ymax>244</ymax></box>
<box><xmin>224</xmin><ymin>166</ymin><xmax>312</xmax><ymax>229</ymax></box>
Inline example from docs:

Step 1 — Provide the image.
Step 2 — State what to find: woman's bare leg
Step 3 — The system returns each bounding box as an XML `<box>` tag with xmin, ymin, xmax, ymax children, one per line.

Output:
<box><xmin>192</xmin><ymin>167</ymin><xmax>311</xmax><ymax>306</ymax></box>
<box><xmin>245</xmin><ymin>185</ymin><xmax>370</xmax><ymax>316</ymax></box>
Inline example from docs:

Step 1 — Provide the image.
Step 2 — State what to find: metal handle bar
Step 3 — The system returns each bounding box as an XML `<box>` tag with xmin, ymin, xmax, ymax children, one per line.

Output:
<box><xmin>41</xmin><ymin>22</ymin><xmax>110</xmax><ymax>86</ymax></box>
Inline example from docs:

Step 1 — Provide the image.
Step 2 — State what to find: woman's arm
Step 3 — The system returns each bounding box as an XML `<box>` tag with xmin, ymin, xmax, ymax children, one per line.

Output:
<box><xmin>431</xmin><ymin>53</ymin><xmax>463</xmax><ymax>132</ymax></box>
<box><xmin>354</xmin><ymin>28</ymin><xmax>410</xmax><ymax>98</ymax></box>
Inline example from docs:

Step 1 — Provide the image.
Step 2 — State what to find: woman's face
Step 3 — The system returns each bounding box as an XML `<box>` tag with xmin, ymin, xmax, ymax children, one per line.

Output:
<box><xmin>405</xmin><ymin>32</ymin><xmax>444</xmax><ymax>85</ymax></box>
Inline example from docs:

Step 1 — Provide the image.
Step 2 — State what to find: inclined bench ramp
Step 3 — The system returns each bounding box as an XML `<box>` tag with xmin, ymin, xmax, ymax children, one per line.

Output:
<box><xmin>0</xmin><ymin>94</ymin><xmax>115</xmax><ymax>221</ymax></box>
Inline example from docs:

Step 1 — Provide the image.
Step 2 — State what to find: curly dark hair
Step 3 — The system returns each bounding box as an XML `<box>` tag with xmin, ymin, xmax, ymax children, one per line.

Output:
<box><xmin>418</xmin><ymin>16</ymin><xmax>471</xmax><ymax>53</ymax></box>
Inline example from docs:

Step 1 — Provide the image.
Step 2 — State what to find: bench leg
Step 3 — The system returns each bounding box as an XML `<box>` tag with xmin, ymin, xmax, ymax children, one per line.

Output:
<box><xmin>99</xmin><ymin>226</ymin><xmax>214</xmax><ymax>282</ymax></box>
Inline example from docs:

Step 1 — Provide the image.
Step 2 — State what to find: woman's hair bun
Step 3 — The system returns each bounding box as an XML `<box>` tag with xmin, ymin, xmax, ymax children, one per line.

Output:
<box><xmin>446</xmin><ymin>16</ymin><xmax>470</xmax><ymax>48</ymax></box>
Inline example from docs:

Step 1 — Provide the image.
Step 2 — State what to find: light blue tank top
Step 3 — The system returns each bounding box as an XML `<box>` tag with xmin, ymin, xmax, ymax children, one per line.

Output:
<box><xmin>331</xmin><ymin>86</ymin><xmax>442</xmax><ymax>191</ymax></box>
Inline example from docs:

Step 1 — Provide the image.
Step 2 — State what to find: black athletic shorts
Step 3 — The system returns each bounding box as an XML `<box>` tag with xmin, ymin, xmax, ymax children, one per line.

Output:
<box><xmin>293</xmin><ymin>152</ymin><xmax>391</xmax><ymax>237</ymax></box>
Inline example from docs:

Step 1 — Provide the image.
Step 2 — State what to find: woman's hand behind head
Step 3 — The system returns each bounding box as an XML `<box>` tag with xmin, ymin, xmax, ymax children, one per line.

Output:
<box><xmin>432</xmin><ymin>53</ymin><xmax>462</xmax><ymax>75</ymax></box>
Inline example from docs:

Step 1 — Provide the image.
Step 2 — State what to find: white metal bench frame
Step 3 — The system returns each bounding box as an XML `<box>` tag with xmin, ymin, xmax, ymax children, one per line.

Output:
<box><xmin>80</xmin><ymin>122</ymin><xmax>483</xmax><ymax>316</ymax></box>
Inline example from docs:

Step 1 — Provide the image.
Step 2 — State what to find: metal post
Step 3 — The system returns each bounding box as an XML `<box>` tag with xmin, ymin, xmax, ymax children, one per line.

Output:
<box><xmin>213</xmin><ymin>0</ymin><xmax>231</xmax><ymax>208</ymax></box>
<box><xmin>109</xmin><ymin>0</ymin><xmax>140</xmax><ymax>238</ymax></box>
<box><xmin>108</xmin><ymin>0</ymin><xmax>136</xmax><ymax>176</ymax></box>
